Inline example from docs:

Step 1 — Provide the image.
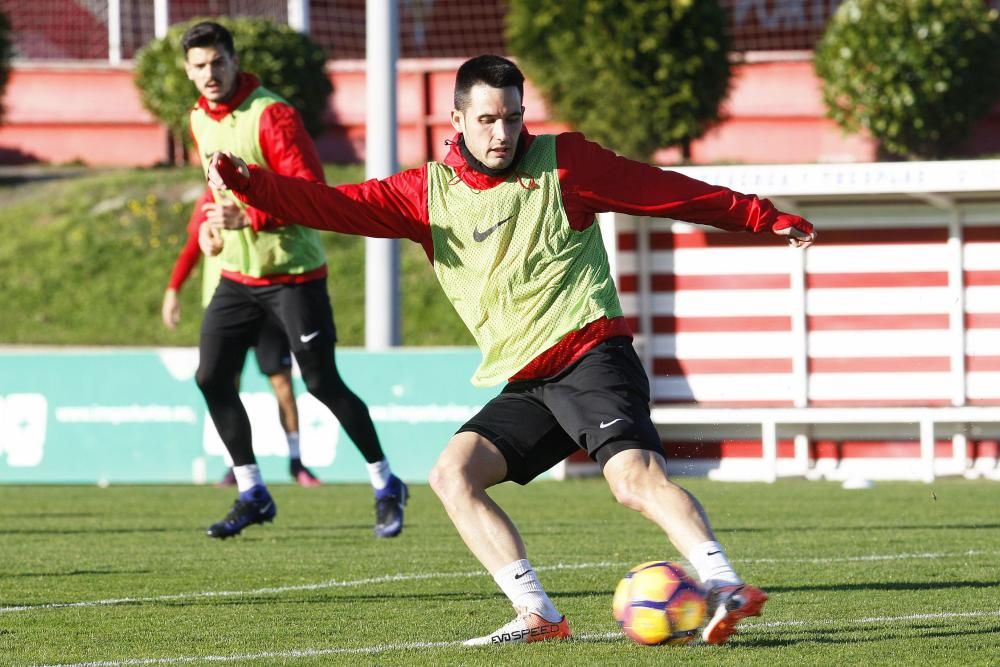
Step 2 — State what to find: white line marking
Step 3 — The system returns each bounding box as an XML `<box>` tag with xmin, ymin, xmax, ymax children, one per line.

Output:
<box><xmin>6</xmin><ymin>550</ymin><xmax>997</xmax><ymax>616</ymax></box>
<box><xmin>1</xmin><ymin>561</ymin><xmax>624</xmax><ymax>615</ymax></box>
<box><xmin>33</xmin><ymin>611</ymin><xmax>1000</xmax><ymax>667</ymax></box>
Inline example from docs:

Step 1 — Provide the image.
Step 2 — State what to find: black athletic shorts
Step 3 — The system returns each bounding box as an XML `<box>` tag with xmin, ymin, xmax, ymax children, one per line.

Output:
<box><xmin>251</xmin><ymin>316</ymin><xmax>293</xmax><ymax>377</ymax></box>
<box><xmin>458</xmin><ymin>336</ymin><xmax>664</xmax><ymax>485</ymax></box>
<box><xmin>201</xmin><ymin>277</ymin><xmax>337</xmax><ymax>361</ymax></box>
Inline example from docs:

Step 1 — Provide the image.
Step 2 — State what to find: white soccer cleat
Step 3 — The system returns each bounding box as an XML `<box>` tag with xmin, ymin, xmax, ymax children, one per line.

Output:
<box><xmin>463</xmin><ymin>611</ymin><xmax>572</xmax><ymax>646</ymax></box>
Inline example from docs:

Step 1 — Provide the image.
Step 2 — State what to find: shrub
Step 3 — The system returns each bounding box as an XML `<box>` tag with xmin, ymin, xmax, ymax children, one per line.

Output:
<box><xmin>815</xmin><ymin>0</ymin><xmax>1000</xmax><ymax>160</ymax></box>
<box><xmin>0</xmin><ymin>10</ymin><xmax>12</xmax><ymax>125</ymax></box>
<box><xmin>134</xmin><ymin>17</ymin><xmax>332</xmax><ymax>141</ymax></box>
<box><xmin>506</xmin><ymin>0</ymin><xmax>731</xmax><ymax>162</ymax></box>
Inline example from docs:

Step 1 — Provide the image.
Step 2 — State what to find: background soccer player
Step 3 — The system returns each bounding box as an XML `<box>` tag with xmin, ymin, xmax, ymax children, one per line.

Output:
<box><xmin>180</xmin><ymin>21</ymin><xmax>407</xmax><ymax>539</ymax></box>
<box><xmin>161</xmin><ymin>191</ymin><xmax>322</xmax><ymax>488</ymax></box>
<box><xmin>206</xmin><ymin>54</ymin><xmax>815</xmax><ymax>643</ymax></box>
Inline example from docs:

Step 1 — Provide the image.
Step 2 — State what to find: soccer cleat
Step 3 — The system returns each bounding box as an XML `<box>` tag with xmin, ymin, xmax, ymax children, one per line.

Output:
<box><xmin>373</xmin><ymin>475</ymin><xmax>408</xmax><ymax>538</ymax></box>
<box><xmin>214</xmin><ymin>467</ymin><xmax>237</xmax><ymax>488</ymax></box>
<box><xmin>701</xmin><ymin>583</ymin><xmax>769</xmax><ymax>645</ymax></box>
<box><xmin>290</xmin><ymin>460</ymin><xmax>322</xmax><ymax>487</ymax></box>
<box><xmin>206</xmin><ymin>486</ymin><xmax>277</xmax><ymax>539</ymax></box>
<box><xmin>463</xmin><ymin>612</ymin><xmax>571</xmax><ymax>646</ymax></box>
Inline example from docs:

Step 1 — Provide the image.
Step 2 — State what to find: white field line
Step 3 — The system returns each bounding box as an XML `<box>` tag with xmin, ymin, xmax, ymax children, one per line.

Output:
<box><xmin>5</xmin><ymin>549</ymin><xmax>996</xmax><ymax>616</ymax></box>
<box><xmin>0</xmin><ymin>561</ymin><xmax>622</xmax><ymax>614</ymax></box>
<box><xmin>33</xmin><ymin>610</ymin><xmax>1000</xmax><ymax>667</ymax></box>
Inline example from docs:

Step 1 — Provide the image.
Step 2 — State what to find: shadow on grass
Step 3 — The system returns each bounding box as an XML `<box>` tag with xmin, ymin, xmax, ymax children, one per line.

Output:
<box><xmin>717</xmin><ymin>522</ymin><xmax>1000</xmax><ymax>534</ymax></box>
<box><xmin>0</xmin><ymin>165</ymin><xmax>88</xmax><ymax>187</ymax></box>
<box><xmin>745</xmin><ymin>623</ymin><xmax>1000</xmax><ymax>648</ymax></box>
<box><xmin>767</xmin><ymin>580</ymin><xmax>1000</xmax><ymax>594</ymax></box>
<box><xmin>0</xmin><ymin>568</ymin><xmax>152</xmax><ymax>578</ymax></box>
<box><xmin>152</xmin><ymin>587</ymin><xmax>606</xmax><ymax>609</ymax></box>
<box><xmin>0</xmin><ymin>512</ymin><xmax>102</xmax><ymax>519</ymax></box>
<box><xmin>0</xmin><ymin>527</ymin><xmax>173</xmax><ymax>535</ymax></box>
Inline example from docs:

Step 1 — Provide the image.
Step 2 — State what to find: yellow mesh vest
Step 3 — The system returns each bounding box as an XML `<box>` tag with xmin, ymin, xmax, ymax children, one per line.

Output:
<box><xmin>428</xmin><ymin>135</ymin><xmax>623</xmax><ymax>387</ymax></box>
<box><xmin>190</xmin><ymin>86</ymin><xmax>326</xmax><ymax>278</ymax></box>
<box><xmin>200</xmin><ymin>253</ymin><xmax>221</xmax><ymax>308</ymax></box>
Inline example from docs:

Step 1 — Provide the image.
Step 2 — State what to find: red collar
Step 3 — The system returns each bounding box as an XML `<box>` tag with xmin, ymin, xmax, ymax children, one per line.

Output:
<box><xmin>195</xmin><ymin>72</ymin><xmax>261</xmax><ymax>121</ymax></box>
<box><xmin>443</xmin><ymin>128</ymin><xmax>535</xmax><ymax>191</ymax></box>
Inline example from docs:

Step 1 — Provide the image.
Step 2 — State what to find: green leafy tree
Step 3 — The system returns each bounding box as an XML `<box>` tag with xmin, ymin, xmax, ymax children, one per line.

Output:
<box><xmin>134</xmin><ymin>17</ymin><xmax>331</xmax><ymax>148</ymax></box>
<box><xmin>506</xmin><ymin>0</ymin><xmax>730</xmax><ymax>162</ymax></box>
<box><xmin>0</xmin><ymin>11</ymin><xmax>13</xmax><ymax>125</ymax></box>
<box><xmin>815</xmin><ymin>0</ymin><xmax>1000</xmax><ymax>160</ymax></box>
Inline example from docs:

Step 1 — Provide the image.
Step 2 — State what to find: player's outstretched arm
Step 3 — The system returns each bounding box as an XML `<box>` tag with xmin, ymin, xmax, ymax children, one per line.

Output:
<box><xmin>557</xmin><ymin>133</ymin><xmax>816</xmax><ymax>246</ymax></box>
<box><xmin>206</xmin><ymin>151</ymin><xmax>429</xmax><ymax>244</ymax></box>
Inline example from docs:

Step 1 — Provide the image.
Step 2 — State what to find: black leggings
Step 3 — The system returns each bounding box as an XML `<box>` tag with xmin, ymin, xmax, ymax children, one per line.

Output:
<box><xmin>195</xmin><ymin>278</ymin><xmax>385</xmax><ymax>467</ymax></box>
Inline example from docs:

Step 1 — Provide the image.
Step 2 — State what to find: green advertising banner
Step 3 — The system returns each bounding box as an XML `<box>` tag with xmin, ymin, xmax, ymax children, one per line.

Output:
<box><xmin>0</xmin><ymin>347</ymin><xmax>507</xmax><ymax>485</ymax></box>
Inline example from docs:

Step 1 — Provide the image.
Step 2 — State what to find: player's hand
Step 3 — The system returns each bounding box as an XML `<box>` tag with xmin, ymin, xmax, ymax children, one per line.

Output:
<box><xmin>772</xmin><ymin>217</ymin><xmax>816</xmax><ymax>249</ymax></box>
<box><xmin>198</xmin><ymin>220</ymin><xmax>225</xmax><ymax>255</ymax></box>
<box><xmin>775</xmin><ymin>225</ymin><xmax>816</xmax><ymax>249</ymax></box>
<box><xmin>207</xmin><ymin>151</ymin><xmax>250</xmax><ymax>192</ymax></box>
<box><xmin>162</xmin><ymin>289</ymin><xmax>181</xmax><ymax>329</ymax></box>
<box><xmin>202</xmin><ymin>199</ymin><xmax>249</xmax><ymax>230</ymax></box>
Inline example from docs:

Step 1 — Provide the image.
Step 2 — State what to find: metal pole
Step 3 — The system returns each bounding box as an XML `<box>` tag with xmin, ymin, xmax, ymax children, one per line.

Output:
<box><xmin>154</xmin><ymin>0</ymin><xmax>169</xmax><ymax>39</ymax></box>
<box><xmin>365</xmin><ymin>0</ymin><xmax>400</xmax><ymax>349</ymax></box>
<box><xmin>287</xmin><ymin>0</ymin><xmax>310</xmax><ymax>33</ymax></box>
<box><xmin>108</xmin><ymin>0</ymin><xmax>121</xmax><ymax>65</ymax></box>
<box><xmin>947</xmin><ymin>208</ymin><xmax>966</xmax><ymax>406</ymax></box>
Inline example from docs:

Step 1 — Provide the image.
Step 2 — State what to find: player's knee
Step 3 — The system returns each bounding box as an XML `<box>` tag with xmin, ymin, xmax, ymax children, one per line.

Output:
<box><xmin>195</xmin><ymin>366</ymin><xmax>229</xmax><ymax>396</ymax></box>
<box><xmin>604</xmin><ymin>463</ymin><xmax>654</xmax><ymax>512</ymax></box>
<box><xmin>427</xmin><ymin>460</ymin><xmax>449</xmax><ymax>499</ymax></box>
<box><xmin>601</xmin><ymin>447</ymin><xmax>669</xmax><ymax>512</ymax></box>
<box><xmin>429</xmin><ymin>441</ymin><xmax>478</xmax><ymax>501</ymax></box>
<box><xmin>609</xmin><ymin>476</ymin><xmax>645</xmax><ymax>512</ymax></box>
<box><xmin>301</xmin><ymin>372</ymin><xmax>326</xmax><ymax>397</ymax></box>
<box><xmin>428</xmin><ymin>453</ymin><xmax>462</xmax><ymax>501</ymax></box>
<box><xmin>298</xmin><ymin>364</ymin><xmax>337</xmax><ymax>397</ymax></box>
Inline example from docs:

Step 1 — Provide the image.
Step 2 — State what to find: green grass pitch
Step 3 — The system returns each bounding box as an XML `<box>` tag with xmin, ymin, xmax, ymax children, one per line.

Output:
<box><xmin>2</xmin><ymin>478</ymin><xmax>999</xmax><ymax>665</ymax></box>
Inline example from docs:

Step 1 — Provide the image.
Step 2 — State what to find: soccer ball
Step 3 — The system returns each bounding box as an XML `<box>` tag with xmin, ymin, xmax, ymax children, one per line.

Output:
<box><xmin>612</xmin><ymin>560</ymin><xmax>707</xmax><ymax>646</ymax></box>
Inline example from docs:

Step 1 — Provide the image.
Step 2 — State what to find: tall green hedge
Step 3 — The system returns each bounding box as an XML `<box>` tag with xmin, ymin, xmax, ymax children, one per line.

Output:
<box><xmin>815</xmin><ymin>0</ymin><xmax>1000</xmax><ymax>160</ymax></box>
<box><xmin>134</xmin><ymin>17</ymin><xmax>332</xmax><ymax>140</ymax></box>
<box><xmin>0</xmin><ymin>11</ymin><xmax>12</xmax><ymax>125</ymax></box>
<box><xmin>506</xmin><ymin>0</ymin><xmax>731</xmax><ymax>162</ymax></box>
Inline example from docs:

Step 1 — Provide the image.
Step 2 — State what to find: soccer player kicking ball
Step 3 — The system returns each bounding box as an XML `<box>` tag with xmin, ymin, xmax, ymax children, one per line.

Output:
<box><xmin>207</xmin><ymin>55</ymin><xmax>815</xmax><ymax>644</ymax></box>
<box><xmin>180</xmin><ymin>21</ymin><xmax>407</xmax><ymax>539</ymax></box>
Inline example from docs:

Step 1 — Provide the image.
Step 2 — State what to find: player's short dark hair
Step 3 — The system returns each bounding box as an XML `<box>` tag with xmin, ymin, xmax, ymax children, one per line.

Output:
<box><xmin>181</xmin><ymin>21</ymin><xmax>235</xmax><ymax>57</ymax></box>
<box><xmin>454</xmin><ymin>55</ymin><xmax>524</xmax><ymax>111</ymax></box>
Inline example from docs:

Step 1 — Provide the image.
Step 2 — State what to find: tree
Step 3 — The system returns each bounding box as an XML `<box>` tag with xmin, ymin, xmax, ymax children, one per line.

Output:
<box><xmin>815</xmin><ymin>0</ymin><xmax>1000</xmax><ymax>160</ymax></box>
<box><xmin>0</xmin><ymin>10</ymin><xmax>13</xmax><ymax>125</ymax></box>
<box><xmin>134</xmin><ymin>17</ymin><xmax>332</xmax><ymax>160</ymax></box>
<box><xmin>506</xmin><ymin>0</ymin><xmax>731</xmax><ymax>162</ymax></box>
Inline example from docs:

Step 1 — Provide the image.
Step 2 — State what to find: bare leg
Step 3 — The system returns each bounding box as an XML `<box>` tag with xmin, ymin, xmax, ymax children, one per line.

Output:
<box><xmin>601</xmin><ymin>448</ymin><xmax>716</xmax><ymax>557</ymax></box>
<box><xmin>428</xmin><ymin>431</ymin><xmax>525</xmax><ymax>573</ymax></box>
<box><xmin>267</xmin><ymin>370</ymin><xmax>299</xmax><ymax>434</ymax></box>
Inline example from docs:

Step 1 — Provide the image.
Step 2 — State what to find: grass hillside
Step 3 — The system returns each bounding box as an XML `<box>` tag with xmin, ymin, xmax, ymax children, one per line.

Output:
<box><xmin>0</xmin><ymin>165</ymin><xmax>472</xmax><ymax>347</ymax></box>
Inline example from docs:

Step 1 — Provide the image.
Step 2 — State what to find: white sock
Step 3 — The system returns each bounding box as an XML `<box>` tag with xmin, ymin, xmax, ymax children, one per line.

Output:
<box><xmin>367</xmin><ymin>459</ymin><xmax>391</xmax><ymax>490</ymax></box>
<box><xmin>687</xmin><ymin>540</ymin><xmax>742</xmax><ymax>589</ymax></box>
<box><xmin>286</xmin><ymin>432</ymin><xmax>301</xmax><ymax>459</ymax></box>
<box><xmin>233</xmin><ymin>464</ymin><xmax>264</xmax><ymax>493</ymax></box>
<box><xmin>493</xmin><ymin>559</ymin><xmax>561</xmax><ymax>622</ymax></box>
